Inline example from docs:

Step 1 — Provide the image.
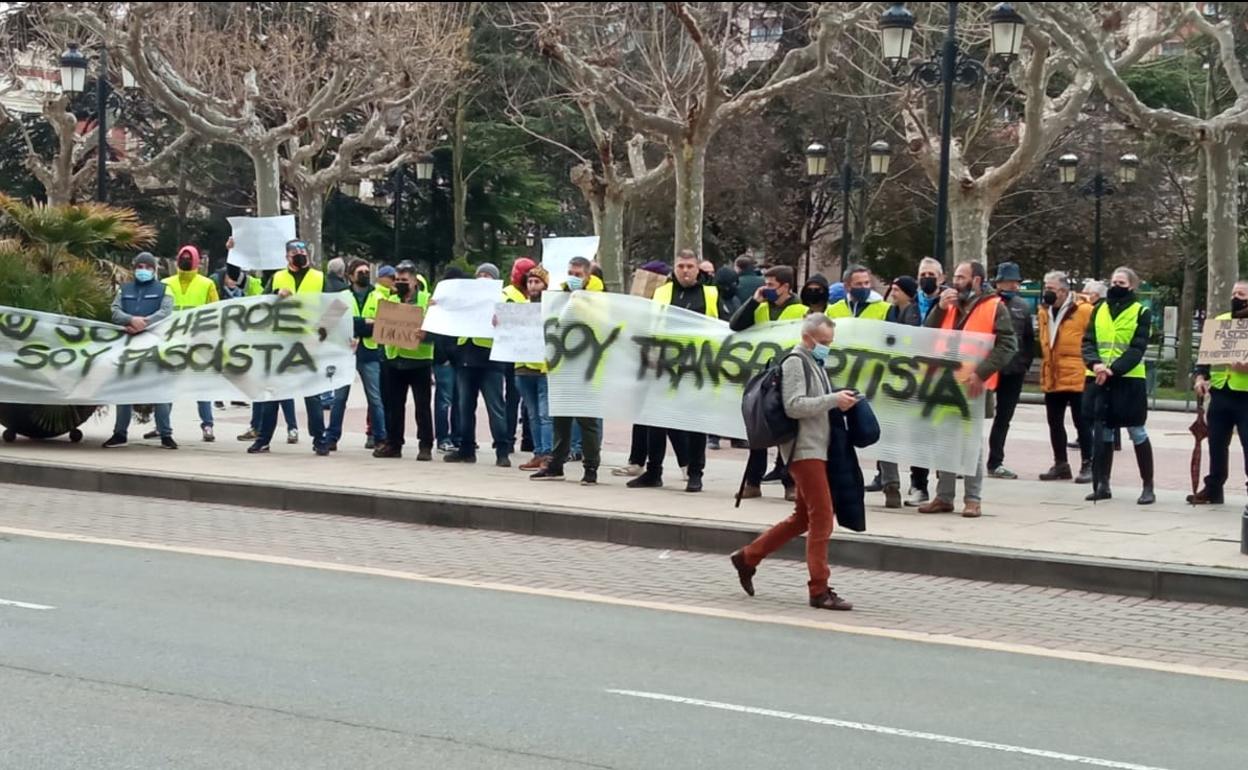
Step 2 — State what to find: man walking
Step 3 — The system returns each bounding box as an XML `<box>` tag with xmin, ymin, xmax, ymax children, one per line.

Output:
<box><xmin>729</xmin><ymin>314</ymin><xmax>859</xmax><ymax>611</ymax></box>
<box><xmin>1037</xmin><ymin>270</ymin><xmax>1093</xmax><ymax>483</ymax></box>
<box><xmin>986</xmin><ymin>262</ymin><xmax>1035</xmax><ymax>480</ymax></box>
<box><xmin>374</xmin><ymin>263</ymin><xmax>434</xmax><ymax>461</ymax></box>
<box><xmin>1191</xmin><ymin>280</ymin><xmax>1248</xmax><ymax>506</ymax></box>
<box><xmin>918</xmin><ymin>261</ymin><xmax>1018</xmax><ymax>518</ymax></box>
<box><xmin>446</xmin><ymin>263</ymin><xmax>512</xmax><ymax>466</ymax></box>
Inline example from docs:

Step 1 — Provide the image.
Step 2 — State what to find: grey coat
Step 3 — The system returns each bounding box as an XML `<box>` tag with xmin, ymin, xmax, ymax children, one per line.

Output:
<box><xmin>780</xmin><ymin>346</ymin><xmax>841</xmax><ymax>464</ymax></box>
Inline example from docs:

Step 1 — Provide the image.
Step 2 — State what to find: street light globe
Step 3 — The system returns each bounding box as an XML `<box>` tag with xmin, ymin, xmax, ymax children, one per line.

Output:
<box><xmin>805</xmin><ymin>142</ymin><xmax>829</xmax><ymax>177</ymax></box>
<box><xmin>60</xmin><ymin>42</ymin><xmax>88</xmax><ymax>95</ymax></box>
<box><xmin>989</xmin><ymin>3</ymin><xmax>1027</xmax><ymax>63</ymax></box>
<box><xmin>878</xmin><ymin>3</ymin><xmax>916</xmax><ymax>66</ymax></box>
<box><xmin>1203</xmin><ymin>2</ymin><xmax>1221</xmax><ymax>21</ymax></box>
<box><xmin>869</xmin><ymin>141</ymin><xmax>892</xmax><ymax>177</ymax></box>
<box><xmin>525</xmin><ymin>231</ymin><xmax>536</xmax><ymax>248</ymax></box>
<box><xmin>120</xmin><ymin>66</ymin><xmax>137</xmax><ymax>91</ymax></box>
<box><xmin>1057</xmin><ymin>153</ymin><xmax>1079</xmax><ymax>185</ymax></box>
<box><xmin>414</xmin><ymin>152</ymin><xmax>435</xmax><ymax>182</ymax></box>
<box><xmin>1117</xmin><ymin>153</ymin><xmax>1140</xmax><ymax>184</ymax></box>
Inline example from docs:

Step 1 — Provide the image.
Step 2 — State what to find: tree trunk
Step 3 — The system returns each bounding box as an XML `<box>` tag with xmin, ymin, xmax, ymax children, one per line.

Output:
<box><xmin>1176</xmin><ymin>150</ymin><xmax>1207</xmax><ymax>391</ymax></box>
<box><xmin>596</xmin><ymin>192</ymin><xmax>627</xmax><ymax>292</ymax></box>
<box><xmin>295</xmin><ymin>185</ymin><xmax>327</xmax><ymax>266</ymax></box>
<box><xmin>250</xmin><ymin>145</ymin><xmax>283</xmax><ymax>218</ymax></box>
<box><xmin>947</xmin><ymin>192</ymin><xmax>993</xmax><ymax>268</ymax></box>
<box><xmin>1203</xmin><ymin>136</ymin><xmax>1241</xmax><ymax>316</ymax></box>
<box><xmin>452</xmin><ymin>91</ymin><xmax>468</xmax><ymax>261</ymax></box>
<box><xmin>43</xmin><ymin>179</ymin><xmax>73</xmax><ymax>207</ymax></box>
<box><xmin>672</xmin><ymin>137</ymin><xmax>707</xmax><ymax>258</ymax></box>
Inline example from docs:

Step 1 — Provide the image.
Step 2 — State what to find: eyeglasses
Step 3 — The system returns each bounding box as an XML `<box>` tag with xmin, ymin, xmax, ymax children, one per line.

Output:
<box><xmin>288</xmin><ymin>242</ymin><xmax>308</xmax><ymax>250</ymax></box>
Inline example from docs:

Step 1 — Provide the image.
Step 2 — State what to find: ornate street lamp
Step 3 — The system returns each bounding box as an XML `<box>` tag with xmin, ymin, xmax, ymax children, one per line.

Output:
<box><xmin>869</xmin><ymin>141</ymin><xmax>892</xmax><ymax>177</ymax></box>
<box><xmin>414</xmin><ymin>152</ymin><xmax>435</xmax><ymax>182</ymax></box>
<box><xmin>59</xmin><ymin>43</ymin><xmax>88</xmax><ymax>94</ymax></box>
<box><xmin>805</xmin><ymin>142</ymin><xmax>829</xmax><ymax>177</ymax></box>
<box><xmin>1058</xmin><ymin>154</ymin><xmax>1080</xmax><ymax>186</ymax></box>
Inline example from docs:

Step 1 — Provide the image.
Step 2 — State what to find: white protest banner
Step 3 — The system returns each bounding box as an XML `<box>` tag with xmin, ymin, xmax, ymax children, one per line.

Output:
<box><xmin>490</xmin><ymin>302</ymin><xmax>546</xmax><ymax>363</ymax></box>
<box><xmin>0</xmin><ymin>294</ymin><xmax>354</xmax><ymax>405</ymax></box>
<box><xmin>543</xmin><ymin>292</ymin><xmax>992</xmax><ymax>476</ymax></box>
<box><xmin>227</xmin><ymin>215</ymin><xmax>297</xmax><ymax>271</ymax></box>
<box><xmin>540</xmin><ymin>236</ymin><xmax>599</xmax><ymax>289</ymax></box>
<box><xmin>421</xmin><ymin>278</ymin><xmax>503</xmax><ymax>338</ymax></box>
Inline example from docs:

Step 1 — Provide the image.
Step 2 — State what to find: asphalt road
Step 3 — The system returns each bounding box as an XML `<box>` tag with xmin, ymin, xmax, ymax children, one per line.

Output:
<box><xmin>1</xmin><ymin>533</ymin><xmax>1245</xmax><ymax>770</ymax></box>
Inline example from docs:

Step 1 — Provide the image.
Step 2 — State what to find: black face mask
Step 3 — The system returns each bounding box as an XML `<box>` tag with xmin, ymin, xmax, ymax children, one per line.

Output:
<box><xmin>354</xmin><ymin>273</ymin><xmax>370</xmax><ymax>286</ymax></box>
<box><xmin>177</xmin><ymin>257</ymin><xmax>194</xmax><ymax>271</ymax></box>
<box><xmin>395</xmin><ymin>281</ymin><xmax>411</xmax><ymax>298</ymax></box>
<box><xmin>919</xmin><ymin>276</ymin><xmax>938</xmax><ymax>295</ymax></box>
<box><xmin>291</xmin><ymin>253</ymin><xmax>309</xmax><ymax>270</ymax></box>
<box><xmin>1232</xmin><ymin>298</ymin><xmax>1248</xmax><ymax>317</ymax></box>
<box><xmin>1107</xmin><ymin>285</ymin><xmax>1131</xmax><ymax>301</ymax></box>
<box><xmin>801</xmin><ymin>287</ymin><xmax>829</xmax><ymax>306</ymax></box>
<box><xmin>1042</xmin><ymin>290</ymin><xmax>1059</xmax><ymax>307</ymax></box>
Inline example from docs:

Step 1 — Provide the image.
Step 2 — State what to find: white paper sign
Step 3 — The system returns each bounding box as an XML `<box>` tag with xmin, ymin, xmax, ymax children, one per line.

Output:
<box><xmin>227</xmin><ymin>215</ymin><xmax>298</xmax><ymax>271</ymax></box>
<box><xmin>490</xmin><ymin>302</ymin><xmax>546</xmax><ymax>362</ymax></box>
<box><xmin>422</xmin><ymin>278</ymin><xmax>503</xmax><ymax>338</ymax></box>
<box><xmin>541</xmin><ymin>236</ymin><xmax>599</xmax><ymax>290</ymax></box>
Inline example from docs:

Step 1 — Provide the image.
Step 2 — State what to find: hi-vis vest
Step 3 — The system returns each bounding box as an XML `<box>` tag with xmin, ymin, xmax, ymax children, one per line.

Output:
<box><xmin>358</xmin><ymin>285</ymin><xmax>389</xmax><ymax>351</ymax></box>
<box><xmin>652</xmin><ymin>282</ymin><xmax>719</xmax><ymax>320</ymax></box>
<box><xmin>385</xmin><ymin>288</ymin><xmax>434</xmax><ymax>361</ymax></box>
<box><xmin>502</xmin><ymin>284</ymin><xmax>526</xmax><ymax>304</ymax></box>
<box><xmin>827</xmin><ymin>299</ymin><xmax>890</xmax><ymax>321</ymax></box>
<box><xmin>163</xmin><ymin>272</ymin><xmax>215</xmax><ymax>309</ymax></box>
<box><xmin>753</xmin><ymin>298</ymin><xmax>808</xmax><ymax>326</ymax></box>
<box><xmin>1089</xmin><ymin>302</ymin><xmax>1146</xmax><ymax>379</ymax></box>
<box><xmin>272</xmin><ymin>268</ymin><xmax>326</xmax><ymax>295</ymax></box>
<box><xmin>244</xmin><ymin>276</ymin><xmax>264</xmax><ymax>297</ymax></box>
<box><xmin>1210</xmin><ymin>311</ymin><xmax>1248</xmax><ymax>391</ymax></box>
<box><xmin>940</xmin><ymin>295</ymin><xmax>1003</xmax><ymax>391</ymax></box>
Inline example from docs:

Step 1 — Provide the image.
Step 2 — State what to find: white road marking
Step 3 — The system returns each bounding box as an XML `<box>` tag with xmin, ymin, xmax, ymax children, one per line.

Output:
<box><xmin>1</xmin><ymin>524</ymin><xmax>1246</xmax><ymax>683</ymax></box>
<box><xmin>0</xmin><ymin>597</ymin><xmax>55</xmax><ymax>610</ymax></box>
<box><xmin>607</xmin><ymin>689</ymin><xmax>1174</xmax><ymax>770</ymax></box>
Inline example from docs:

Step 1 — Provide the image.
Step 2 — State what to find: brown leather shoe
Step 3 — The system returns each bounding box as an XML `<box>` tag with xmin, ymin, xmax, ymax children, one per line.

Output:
<box><xmin>738</xmin><ymin>484</ymin><xmax>762</xmax><ymax>500</ymax></box>
<box><xmin>519</xmin><ymin>455</ymin><xmax>547</xmax><ymax>471</ymax></box>
<box><xmin>809</xmin><ymin>589</ymin><xmax>853</xmax><ymax>611</ymax></box>
<box><xmin>917</xmin><ymin>499</ymin><xmax>954</xmax><ymax>514</ymax></box>
<box><xmin>729</xmin><ymin>550</ymin><xmax>755</xmax><ymax>596</ymax></box>
<box><xmin>962</xmin><ymin>501</ymin><xmax>982</xmax><ymax>518</ymax></box>
<box><xmin>1186</xmin><ymin>488</ymin><xmax>1224</xmax><ymax>505</ymax></box>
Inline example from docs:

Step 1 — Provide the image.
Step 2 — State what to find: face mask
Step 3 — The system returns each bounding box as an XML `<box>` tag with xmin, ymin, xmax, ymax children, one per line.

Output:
<box><xmin>1107</xmin><ymin>285</ymin><xmax>1131</xmax><ymax>301</ymax></box>
<box><xmin>134</xmin><ymin>268</ymin><xmax>155</xmax><ymax>283</ymax></box>
<box><xmin>354</xmin><ymin>273</ymin><xmax>369</xmax><ymax>286</ymax></box>
<box><xmin>801</xmin><ymin>288</ymin><xmax>828</xmax><ymax>306</ymax></box>
<box><xmin>919</xmin><ymin>276</ymin><xmax>938</xmax><ymax>295</ymax></box>
<box><xmin>761</xmin><ymin>287</ymin><xmax>779</xmax><ymax>303</ymax></box>
<box><xmin>999</xmin><ymin>290</ymin><xmax>1017</xmax><ymax>301</ymax></box>
<box><xmin>850</xmin><ymin>287</ymin><xmax>871</xmax><ymax>303</ymax></box>
<box><xmin>810</xmin><ymin>343</ymin><xmax>831</xmax><ymax>363</ymax></box>
<box><xmin>1042</xmin><ymin>290</ymin><xmax>1058</xmax><ymax>307</ymax></box>
<box><xmin>395</xmin><ymin>281</ymin><xmax>411</xmax><ymax>297</ymax></box>
<box><xmin>176</xmin><ymin>257</ymin><xmax>194</xmax><ymax>271</ymax></box>
<box><xmin>566</xmin><ymin>276</ymin><xmax>585</xmax><ymax>291</ymax></box>
<box><xmin>291</xmin><ymin>253</ymin><xmax>309</xmax><ymax>269</ymax></box>
<box><xmin>1232</xmin><ymin>298</ymin><xmax>1248</xmax><ymax>316</ymax></box>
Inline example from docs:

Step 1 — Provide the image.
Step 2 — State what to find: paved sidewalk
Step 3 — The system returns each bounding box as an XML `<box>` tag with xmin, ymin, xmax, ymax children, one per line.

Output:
<box><xmin>1</xmin><ymin>390</ymin><xmax>1245</xmax><ymax>575</ymax></box>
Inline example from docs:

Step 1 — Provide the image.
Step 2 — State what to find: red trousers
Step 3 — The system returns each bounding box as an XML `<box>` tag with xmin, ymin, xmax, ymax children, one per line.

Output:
<box><xmin>742</xmin><ymin>459</ymin><xmax>833</xmax><ymax>596</ymax></box>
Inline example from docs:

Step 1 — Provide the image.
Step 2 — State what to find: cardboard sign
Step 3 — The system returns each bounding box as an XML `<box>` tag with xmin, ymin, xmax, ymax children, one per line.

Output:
<box><xmin>1197</xmin><ymin>316</ymin><xmax>1248</xmax><ymax>365</ymax></box>
<box><xmin>374</xmin><ymin>301</ymin><xmax>425</xmax><ymax>348</ymax></box>
<box><xmin>630</xmin><ymin>268</ymin><xmax>667</xmax><ymax>299</ymax></box>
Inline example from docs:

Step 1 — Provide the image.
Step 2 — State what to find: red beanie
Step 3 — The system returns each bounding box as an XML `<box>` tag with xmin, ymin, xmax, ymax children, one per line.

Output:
<box><xmin>511</xmin><ymin>257</ymin><xmax>537</xmax><ymax>289</ymax></box>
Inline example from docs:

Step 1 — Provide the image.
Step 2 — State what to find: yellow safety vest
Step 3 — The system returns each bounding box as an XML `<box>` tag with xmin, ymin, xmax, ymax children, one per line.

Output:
<box><xmin>385</xmin><ymin>288</ymin><xmax>434</xmax><ymax>361</ymax></box>
<box><xmin>162</xmin><ymin>273</ymin><xmax>215</xmax><ymax>309</ymax></box>
<box><xmin>753</xmin><ymin>299</ymin><xmax>808</xmax><ymax>326</ymax></box>
<box><xmin>652</xmin><ymin>282</ymin><xmax>719</xmax><ymax>320</ymax></box>
<box><xmin>502</xmin><ymin>285</ymin><xmax>527</xmax><ymax>304</ymax></box>
<box><xmin>827</xmin><ymin>299</ymin><xmax>890</xmax><ymax>321</ymax></box>
<box><xmin>245</xmin><ymin>276</ymin><xmax>264</xmax><ymax>297</ymax></box>
<box><xmin>1210</xmin><ymin>312</ymin><xmax>1248</xmax><ymax>391</ymax></box>
<box><xmin>359</xmin><ymin>285</ymin><xmax>390</xmax><ymax>351</ymax></box>
<box><xmin>271</xmin><ymin>268</ymin><xmax>326</xmax><ymax>295</ymax></box>
<box><xmin>1090</xmin><ymin>301</ymin><xmax>1146</xmax><ymax>379</ymax></box>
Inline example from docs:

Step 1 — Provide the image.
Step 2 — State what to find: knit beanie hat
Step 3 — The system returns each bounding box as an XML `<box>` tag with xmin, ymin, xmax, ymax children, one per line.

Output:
<box><xmin>476</xmin><ymin>262</ymin><xmax>501</xmax><ymax>280</ymax></box>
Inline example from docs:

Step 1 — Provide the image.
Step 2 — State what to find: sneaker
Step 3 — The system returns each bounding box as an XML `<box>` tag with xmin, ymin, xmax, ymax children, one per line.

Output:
<box><xmin>707</xmin><ymin>437</ymin><xmax>721</xmax><ymax>451</ymax></box>
<box><xmin>101</xmin><ymin>434</ymin><xmax>127</xmax><ymax>449</ymax></box>
<box><xmin>287</xmin><ymin>429</ymin><xmax>299</xmax><ymax>445</ymax></box>
<box><xmin>202</xmin><ymin>426</ymin><xmax>215</xmax><ymax>443</ymax></box>
<box><xmin>143</xmin><ymin>430</ymin><xmax>159</xmax><ymax>440</ymax></box>
<box><xmin>246</xmin><ymin>442</ymin><xmax>270</xmax><ymax>454</ymax></box>
<box><xmin>496</xmin><ymin>456</ymin><xmax>512</xmax><ymax>468</ymax></box>
<box><xmin>905</xmin><ymin>487</ymin><xmax>929</xmax><ymax>507</ymax></box>
<box><xmin>581</xmin><ymin>468</ymin><xmax>598</xmax><ymax>486</ymax></box>
<box><xmin>531</xmin><ymin>467</ymin><xmax>565</xmax><ymax>481</ymax></box>
<box><xmin>438</xmin><ymin>441</ymin><xmax>457</xmax><ymax>454</ymax></box>
<box><xmin>237</xmin><ymin>428</ymin><xmax>258</xmax><ymax>441</ymax></box>
<box><xmin>626</xmin><ymin>473</ymin><xmax>662</xmax><ymax>489</ymax></box>
<box><xmin>612</xmin><ymin>464</ymin><xmax>644</xmax><ymax>478</ymax></box>
<box><xmin>988</xmin><ymin>466</ymin><xmax>1018</xmax><ymax>480</ymax></box>
<box><xmin>160</xmin><ymin>436</ymin><xmax>178</xmax><ymax>450</ymax></box>
<box><xmin>417</xmin><ymin>447</ymin><xmax>433</xmax><ymax>462</ymax></box>
<box><xmin>444</xmin><ymin>453</ymin><xmax>477</xmax><ymax>464</ymax></box>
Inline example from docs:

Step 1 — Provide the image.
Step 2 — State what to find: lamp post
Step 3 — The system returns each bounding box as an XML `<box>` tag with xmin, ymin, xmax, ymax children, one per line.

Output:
<box><xmin>802</xmin><ymin>135</ymin><xmax>891</xmax><ymax>281</ymax></box>
<box><xmin>412</xmin><ymin>152</ymin><xmax>435</xmax><ymax>268</ymax></box>
<box><xmin>60</xmin><ymin>42</ymin><xmax>136</xmax><ymax>204</ymax></box>
<box><xmin>878</xmin><ymin>2</ymin><xmax>1025</xmax><ymax>269</ymax></box>
<box><xmin>1059</xmin><ymin>149</ymin><xmax>1138</xmax><ymax>280</ymax></box>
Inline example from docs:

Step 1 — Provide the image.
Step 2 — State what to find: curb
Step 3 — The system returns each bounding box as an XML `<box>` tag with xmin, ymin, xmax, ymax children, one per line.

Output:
<box><xmin>2</xmin><ymin>456</ymin><xmax>1245</xmax><ymax>608</ymax></box>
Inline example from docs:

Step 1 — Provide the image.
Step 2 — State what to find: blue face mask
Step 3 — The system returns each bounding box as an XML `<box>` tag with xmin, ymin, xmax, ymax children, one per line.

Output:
<box><xmin>134</xmin><ymin>268</ymin><xmax>155</xmax><ymax>283</ymax></box>
<box><xmin>566</xmin><ymin>276</ymin><xmax>585</xmax><ymax>291</ymax></box>
<box><xmin>811</xmin><ymin>343</ymin><xmax>831</xmax><ymax>362</ymax></box>
<box><xmin>761</xmin><ymin>287</ymin><xmax>779</xmax><ymax>303</ymax></box>
<box><xmin>999</xmin><ymin>290</ymin><xmax>1017</xmax><ymax>300</ymax></box>
<box><xmin>850</xmin><ymin>287</ymin><xmax>871</xmax><ymax>303</ymax></box>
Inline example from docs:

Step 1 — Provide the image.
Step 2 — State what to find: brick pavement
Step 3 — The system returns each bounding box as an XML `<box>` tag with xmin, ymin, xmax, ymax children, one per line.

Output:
<box><xmin>2</xmin><ymin>483</ymin><xmax>1246</xmax><ymax>675</ymax></box>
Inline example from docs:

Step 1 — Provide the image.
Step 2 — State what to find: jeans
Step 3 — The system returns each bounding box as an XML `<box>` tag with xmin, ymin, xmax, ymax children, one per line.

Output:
<box><xmin>197</xmin><ymin>401</ymin><xmax>214</xmax><ymax>429</ymax></box>
<box><xmin>258</xmin><ymin>397</ymin><xmax>323</xmax><ymax>450</ymax></box>
<box><xmin>456</xmin><ymin>365</ymin><xmax>510</xmax><ymax>459</ymax></box>
<box><xmin>936</xmin><ymin>449</ymin><xmax>985</xmax><ymax>503</ymax></box>
<box><xmin>1099</xmin><ymin>425</ymin><xmax>1149</xmax><ymax>445</ymax></box>
<box><xmin>383</xmin><ymin>363</ymin><xmax>434</xmax><ymax>450</ymax></box>
<box><xmin>987</xmin><ymin>373</ymin><xmax>1025</xmax><ymax>471</ymax></box>
<box><xmin>114</xmin><ymin>403</ymin><xmax>172</xmax><ymax>438</ymax></box>
<box><xmin>741</xmin><ymin>459</ymin><xmax>833</xmax><ymax>597</ymax></box>
<box><xmin>319</xmin><ymin>390</ymin><xmax>334</xmax><ymax>409</ymax></box>
<box><xmin>324</xmin><ymin>384</ymin><xmax>353</xmax><ymax>445</ymax></box>
<box><xmin>1205</xmin><ymin>388</ymin><xmax>1248</xmax><ymax>495</ymax></box>
<box><xmin>357</xmin><ymin>359</ymin><xmax>387</xmax><ymax>442</ymax></box>
<box><xmin>1044</xmin><ymin>391</ymin><xmax>1089</xmax><ymax>465</ymax></box>
<box><xmin>434</xmin><ymin>363</ymin><xmax>459</xmax><ymax>446</ymax></box>
<box><xmin>646</xmin><ymin>428</ymin><xmax>704</xmax><ymax>477</ymax></box>
<box><xmin>514</xmin><ymin>374</ymin><xmax>553</xmax><ymax>456</ymax></box>
<box><xmin>551</xmin><ymin>416</ymin><xmax>601</xmax><ymax>471</ymax></box>
<box><xmin>252</xmin><ymin>400</ymin><xmax>298</xmax><ymax>432</ymax></box>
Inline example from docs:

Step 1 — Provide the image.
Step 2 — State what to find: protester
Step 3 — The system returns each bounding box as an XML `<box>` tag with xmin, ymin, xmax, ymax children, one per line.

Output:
<box><xmin>800</xmin><ymin>273</ymin><xmax>831</xmax><ymax>315</ymax></box>
<box><xmin>1037</xmin><ymin>270</ymin><xmax>1093</xmax><ymax>483</ymax></box>
<box><xmin>530</xmin><ymin>256</ymin><xmax>604</xmax><ymax>485</ymax></box>
<box><xmin>432</xmin><ymin>266</ymin><xmax>464</xmax><ymax>454</ymax></box>
<box><xmin>324</xmin><ymin>258</ymin><xmax>349</xmax><ymax>292</ymax></box>
<box><xmin>102</xmin><ymin>252</ymin><xmax>177</xmax><ymax>450</ymax></box>
<box><xmin>905</xmin><ymin>257</ymin><xmax>948</xmax><ymax>507</ymax></box>
<box><xmin>699</xmin><ymin>259</ymin><xmax>716</xmax><ymax>286</ymax></box>
<box><xmin>734</xmin><ymin>255</ymin><xmax>764</xmax><ymax>307</ymax></box>
<box><xmin>1191</xmin><ymin>280</ymin><xmax>1248</xmax><ymax>505</ymax></box>
<box><xmin>730</xmin><ymin>265</ymin><xmax>808</xmax><ymax>501</ymax></box>
<box><xmin>248</xmin><ymin>239</ymin><xmax>330</xmax><ymax>456</ymax></box>
<box><xmin>446</xmin><ymin>263</ymin><xmax>512</xmax><ymax>466</ymax></box>
<box><xmin>372</xmin><ymin>263</ymin><xmax>434</xmax><ymax>461</ymax></box>
<box><xmin>729</xmin><ymin>314</ymin><xmax>859</xmax><ymax>611</ymax></box>
<box><xmin>515</xmin><ymin>266</ymin><xmax>554</xmax><ymax>471</ymax></box>
<box><xmin>210</xmin><ymin>262</ymin><xmax>263</xmax><ymax>300</ymax></box>
<box><xmin>1082</xmin><ymin>266</ymin><xmax>1155</xmax><ymax>505</ymax></box>
<box><xmin>629</xmin><ymin>249</ymin><xmax>718</xmax><ymax>493</ymax></box>
<box><xmin>503</xmin><ymin>258</ymin><xmax>536</xmax><ymax>459</ymax></box>
<box><xmin>616</xmin><ymin>260</ymin><xmax>672</xmax><ymax>476</ymax></box>
<box><xmin>715</xmin><ymin>266</ymin><xmax>741</xmax><ymax>318</ymax></box>
<box><xmin>1082</xmin><ymin>279</ymin><xmax>1106</xmax><ymax>305</ymax></box>
<box><xmin>889</xmin><ymin>276</ymin><xmax>921</xmax><ymax>325</ymax></box>
<box><xmin>161</xmin><ymin>245</ymin><xmax>219</xmax><ymax>442</ymax></box>
<box><xmin>827</xmin><ymin>265</ymin><xmax>894</xmax><ymax>321</ymax></box>
<box><xmin>985</xmin><ymin>262</ymin><xmax>1035</xmax><ymax>480</ymax></box>
<box><xmin>918</xmin><ymin>260</ymin><xmax>1019</xmax><ymax>518</ymax></box>
<box><xmin>348</xmin><ymin>263</ymin><xmax>388</xmax><ymax>453</ymax></box>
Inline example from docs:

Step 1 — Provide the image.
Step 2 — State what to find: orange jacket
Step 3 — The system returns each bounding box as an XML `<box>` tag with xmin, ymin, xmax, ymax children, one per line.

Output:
<box><xmin>1037</xmin><ymin>299</ymin><xmax>1092</xmax><ymax>392</ymax></box>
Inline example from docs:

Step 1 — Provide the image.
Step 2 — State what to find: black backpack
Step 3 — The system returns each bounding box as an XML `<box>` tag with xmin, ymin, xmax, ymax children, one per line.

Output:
<box><xmin>740</xmin><ymin>352</ymin><xmax>813</xmax><ymax>450</ymax></box>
